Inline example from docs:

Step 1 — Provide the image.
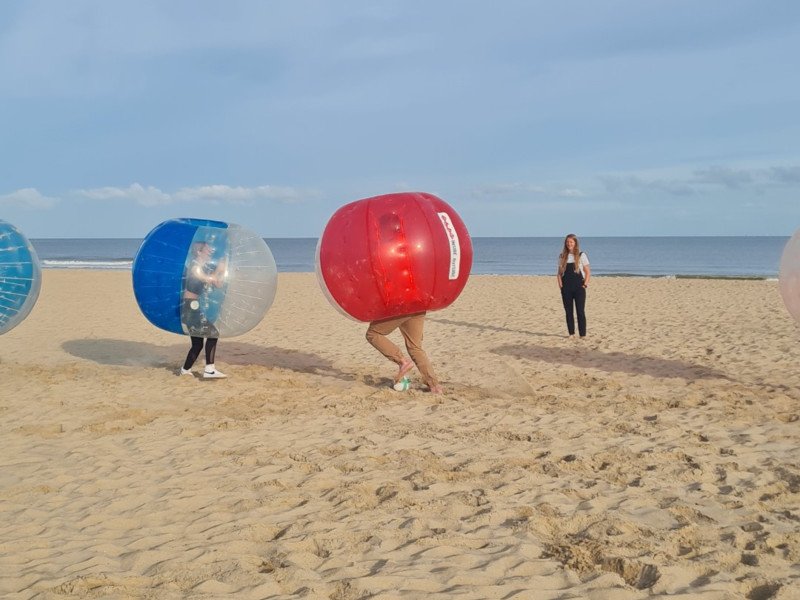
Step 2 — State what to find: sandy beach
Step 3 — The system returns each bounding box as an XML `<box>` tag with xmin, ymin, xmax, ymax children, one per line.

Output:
<box><xmin>1</xmin><ymin>270</ymin><xmax>798</xmax><ymax>599</ymax></box>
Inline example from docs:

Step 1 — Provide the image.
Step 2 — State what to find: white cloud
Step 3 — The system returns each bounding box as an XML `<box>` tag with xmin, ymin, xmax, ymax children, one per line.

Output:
<box><xmin>557</xmin><ymin>188</ymin><xmax>585</xmax><ymax>198</ymax></box>
<box><xmin>473</xmin><ymin>183</ymin><xmax>546</xmax><ymax>195</ymax></box>
<box><xmin>172</xmin><ymin>185</ymin><xmax>313</xmax><ymax>205</ymax></box>
<box><xmin>600</xmin><ymin>175</ymin><xmax>695</xmax><ymax>197</ymax></box>
<box><xmin>472</xmin><ymin>183</ymin><xmax>585</xmax><ymax>198</ymax></box>
<box><xmin>0</xmin><ymin>188</ymin><xmax>59</xmax><ymax>209</ymax></box>
<box><xmin>769</xmin><ymin>165</ymin><xmax>800</xmax><ymax>184</ymax></box>
<box><xmin>600</xmin><ymin>162</ymin><xmax>800</xmax><ymax>197</ymax></box>
<box><xmin>76</xmin><ymin>184</ymin><xmax>171</xmax><ymax>207</ymax></box>
<box><xmin>73</xmin><ymin>183</ymin><xmax>316</xmax><ymax>207</ymax></box>
<box><xmin>692</xmin><ymin>166</ymin><xmax>753</xmax><ymax>189</ymax></box>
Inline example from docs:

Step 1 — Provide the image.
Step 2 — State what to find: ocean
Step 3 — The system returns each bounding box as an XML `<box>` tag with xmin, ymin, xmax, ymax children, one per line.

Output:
<box><xmin>30</xmin><ymin>236</ymin><xmax>788</xmax><ymax>278</ymax></box>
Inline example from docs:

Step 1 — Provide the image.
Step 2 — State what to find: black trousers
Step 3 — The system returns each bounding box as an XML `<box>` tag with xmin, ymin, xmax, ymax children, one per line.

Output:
<box><xmin>561</xmin><ymin>285</ymin><xmax>587</xmax><ymax>336</ymax></box>
<box><xmin>183</xmin><ymin>337</ymin><xmax>218</xmax><ymax>370</ymax></box>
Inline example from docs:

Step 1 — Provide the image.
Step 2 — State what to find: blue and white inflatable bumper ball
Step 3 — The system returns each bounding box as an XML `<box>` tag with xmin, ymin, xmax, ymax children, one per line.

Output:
<box><xmin>0</xmin><ymin>220</ymin><xmax>42</xmax><ymax>335</ymax></box>
<box><xmin>132</xmin><ymin>218</ymin><xmax>277</xmax><ymax>338</ymax></box>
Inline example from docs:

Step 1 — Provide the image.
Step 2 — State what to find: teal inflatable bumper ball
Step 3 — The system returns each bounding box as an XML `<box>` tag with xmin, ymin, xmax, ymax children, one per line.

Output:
<box><xmin>0</xmin><ymin>220</ymin><xmax>42</xmax><ymax>335</ymax></box>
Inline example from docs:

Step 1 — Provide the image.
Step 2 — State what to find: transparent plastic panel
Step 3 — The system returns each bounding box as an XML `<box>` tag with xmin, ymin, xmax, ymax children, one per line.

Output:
<box><xmin>779</xmin><ymin>228</ymin><xmax>800</xmax><ymax>325</ymax></box>
<box><xmin>215</xmin><ymin>224</ymin><xmax>278</xmax><ymax>337</ymax></box>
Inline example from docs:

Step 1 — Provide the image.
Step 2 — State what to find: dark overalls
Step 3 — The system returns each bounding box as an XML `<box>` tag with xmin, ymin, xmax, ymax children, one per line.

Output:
<box><xmin>560</xmin><ymin>261</ymin><xmax>586</xmax><ymax>337</ymax></box>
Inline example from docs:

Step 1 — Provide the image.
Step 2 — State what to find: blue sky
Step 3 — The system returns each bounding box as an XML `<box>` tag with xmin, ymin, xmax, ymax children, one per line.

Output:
<box><xmin>1</xmin><ymin>1</ymin><xmax>799</xmax><ymax>238</ymax></box>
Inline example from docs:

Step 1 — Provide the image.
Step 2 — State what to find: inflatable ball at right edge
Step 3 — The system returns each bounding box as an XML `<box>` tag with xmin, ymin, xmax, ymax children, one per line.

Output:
<box><xmin>316</xmin><ymin>192</ymin><xmax>473</xmax><ymax>322</ymax></box>
<box><xmin>0</xmin><ymin>220</ymin><xmax>42</xmax><ymax>335</ymax></box>
<box><xmin>779</xmin><ymin>228</ymin><xmax>800</xmax><ymax>325</ymax></box>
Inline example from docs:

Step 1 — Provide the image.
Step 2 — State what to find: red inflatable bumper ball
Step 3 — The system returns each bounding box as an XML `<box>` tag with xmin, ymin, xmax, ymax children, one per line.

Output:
<box><xmin>316</xmin><ymin>192</ymin><xmax>473</xmax><ymax>322</ymax></box>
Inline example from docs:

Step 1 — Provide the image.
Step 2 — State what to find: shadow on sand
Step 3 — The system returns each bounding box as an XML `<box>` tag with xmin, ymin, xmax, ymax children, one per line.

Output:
<box><xmin>428</xmin><ymin>317</ymin><xmax>563</xmax><ymax>339</ymax></box>
<box><xmin>62</xmin><ymin>338</ymin><xmax>355</xmax><ymax>381</ymax></box>
<box><xmin>492</xmin><ymin>343</ymin><xmax>729</xmax><ymax>381</ymax></box>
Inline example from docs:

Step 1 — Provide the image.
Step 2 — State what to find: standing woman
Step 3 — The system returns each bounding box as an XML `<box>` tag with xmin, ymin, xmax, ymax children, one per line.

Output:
<box><xmin>556</xmin><ymin>234</ymin><xmax>591</xmax><ymax>338</ymax></box>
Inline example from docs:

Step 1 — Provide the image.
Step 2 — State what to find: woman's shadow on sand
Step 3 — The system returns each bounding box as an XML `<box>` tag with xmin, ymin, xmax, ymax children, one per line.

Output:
<box><xmin>428</xmin><ymin>317</ymin><xmax>563</xmax><ymax>338</ymax></box>
<box><xmin>62</xmin><ymin>338</ymin><xmax>355</xmax><ymax>381</ymax></box>
<box><xmin>493</xmin><ymin>343</ymin><xmax>730</xmax><ymax>381</ymax></box>
<box><xmin>433</xmin><ymin>316</ymin><xmax>729</xmax><ymax>381</ymax></box>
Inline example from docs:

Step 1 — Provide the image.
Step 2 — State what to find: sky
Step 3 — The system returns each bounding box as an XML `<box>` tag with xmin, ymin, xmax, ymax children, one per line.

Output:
<box><xmin>1</xmin><ymin>1</ymin><xmax>799</xmax><ymax>238</ymax></box>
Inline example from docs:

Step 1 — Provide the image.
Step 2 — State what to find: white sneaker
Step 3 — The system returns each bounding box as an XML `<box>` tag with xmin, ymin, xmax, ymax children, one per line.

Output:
<box><xmin>180</xmin><ymin>368</ymin><xmax>193</xmax><ymax>376</ymax></box>
<box><xmin>203</xmin><ymin>369</ymin><xmax>227</xmax><ymax>379</ymax></box>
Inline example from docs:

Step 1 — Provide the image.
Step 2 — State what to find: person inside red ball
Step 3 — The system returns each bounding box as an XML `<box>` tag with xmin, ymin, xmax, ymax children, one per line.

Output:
<box><xmin>366</xmin><ymin>313</ymin><xmax>442</xmax><ymax>394</ymax></box>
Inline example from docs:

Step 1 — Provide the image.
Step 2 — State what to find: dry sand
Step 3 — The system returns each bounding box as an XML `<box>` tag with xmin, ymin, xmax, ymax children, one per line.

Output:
<box><xmin>1</xmin><ymin>270</ymin><xmax>798</xmax><ymax>599</ymax></box>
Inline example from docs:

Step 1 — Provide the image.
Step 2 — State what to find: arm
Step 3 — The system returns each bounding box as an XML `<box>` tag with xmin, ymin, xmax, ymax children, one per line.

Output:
<box><xmin>579</xmin><ymin>252</ymin><xmax>590</xmax><ymax>287</ymax></box>
<box><xmin>191</xmin><ymin>260</ymin><xmax>225</xmax><ymax>287</ymax></box>
<box><xmin>556</xmin><ymin>257</ymin><xmax>563</xmax><ymax>288</ymax></box>
<box><xmin>211</xmin><ymin>259</ymin><xmax>228</xmax><ymax>287</ymax></box>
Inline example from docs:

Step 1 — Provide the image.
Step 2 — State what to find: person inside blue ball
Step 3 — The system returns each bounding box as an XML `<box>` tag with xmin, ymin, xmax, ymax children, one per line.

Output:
<box><xmin>179</xmin><ymin>240</ymin><xmax>228</xmax><ymax>378</ymax></box>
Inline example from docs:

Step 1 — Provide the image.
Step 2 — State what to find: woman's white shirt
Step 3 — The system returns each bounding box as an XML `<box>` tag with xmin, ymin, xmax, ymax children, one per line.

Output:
<box><xmin>564</xmin><ymin>252</ymin><xmax>589</xmax><ymax>279</ymax></box>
